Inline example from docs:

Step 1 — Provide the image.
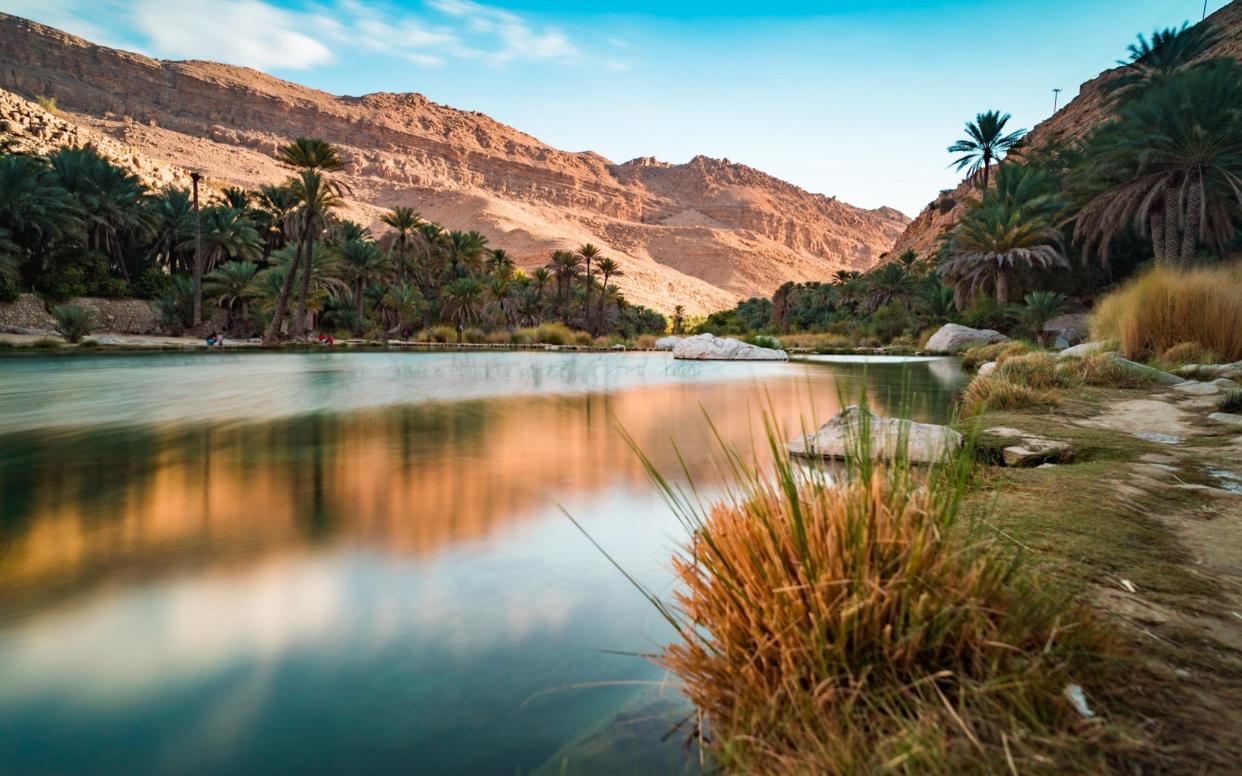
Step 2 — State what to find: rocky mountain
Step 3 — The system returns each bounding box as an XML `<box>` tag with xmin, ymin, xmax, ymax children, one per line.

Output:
<box><xmin>0</xmin><ymin>13</ymin><xmax>909</xmax><ymax>314</ymax></box>
<box><xmin>891</xmin><ymin>1</ymin><xmax>1242</xmax><ymax>259</ymax></box>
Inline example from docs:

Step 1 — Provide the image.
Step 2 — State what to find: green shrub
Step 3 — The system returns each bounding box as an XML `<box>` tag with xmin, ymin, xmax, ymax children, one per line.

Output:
<box><xmin>426</xmin><ymin>325</ymin><xmax>456</xmax><ymax>343</ymax></box>
<box><xmin>129</xmin><ymin>267</ymin><xmax>173</xmax><ymax>300</ymax></box>
<box><xmin>531</xmin><ymin>322</ymin><xmax>573</xmax><ymax>345</ymax></box>
<box><xmin>30</xmin><ymin>336</ymin><xmax>63</xmax><ymax>349</ymax></box>
<box><xmin>0</xmin><ymin>276</ymin><xmax>19</xmax><ymax>303</ymax></box>
<box><xmin>960</xmin><ymin>296</ymin><xmax>1018</xmax><ymax>333</ymax></box>
<box><xmin>743</xmin><ymin>334</ymin><xmax>783</xmax><ymax>350</ymax></box>
<box><xmin>52</xmin><ymin>304</ymin><xmax>92</xmax><ymax>343</ymax></box>
<box><xmin>867</xmin><ymin>301</ymin><xmax>912</xmax><ymax>342</ymax></box>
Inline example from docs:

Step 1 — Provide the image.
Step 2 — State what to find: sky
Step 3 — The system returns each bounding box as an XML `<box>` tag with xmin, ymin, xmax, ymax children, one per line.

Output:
<box><xmin>1</xmin><ymin>0</ymin><xmax>1231</xmax><ymax>215</ymax></box>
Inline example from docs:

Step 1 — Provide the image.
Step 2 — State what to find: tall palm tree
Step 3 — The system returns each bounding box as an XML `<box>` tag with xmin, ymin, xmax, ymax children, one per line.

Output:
<box><xmin>204</xmin><ymin>259</ymin><xmax>260</xmax><ymax>332</ymax></box>
<box><xmin>255</xmin><ymin>184</ymin><xmax>299</xmax><ymax>255</ymax></box>
<box><xmin>381</xmin><ymin>206</ymin><xmax>421</xmax><ymax>283</ymax></box>
<box><xmin>577</xmin><ymin>243</ymin><xmax>602</xmax><ymax>322</ymax></box>
<box><xmin>530</xmin><ymin>267</ymin><xmax>552</xmax><ymax>306</ymax></box>
<box><xmin>381</xmin><ymin>282</ymin><xmax>423</xmax><ymax>334</ymax></box>
<box><xmin>672</xmin><ymin>304</ymin><xmax>686</xmax><ymax>334</ymax></box>
<box><xmin>413</xmin><ymin>221</ymin><xmax>449</xmax><ymax>328</ymax></box>
<box><xmin>594</xmin><ymin>256</ymin><xmax>622</xmax><ymax>333</ymax></box>
<box><xmin>263</xmin><ymin>168</ymin><xmax>345</xmax><ymax>343</ymax></box>
<box><xmin>337</xmin><ymin>238</ymin><xmax>389</xmax><ymax>328</ymax></box>
<box><xmin>486</xmin><ymin>248</ymin><xmax>516</xmax><ymax>279</ymax></box>
<box><xmin>443</xmin><ymin>276</ymin><xmax>484</xmax><ymax>340</ymax></box>
<box><xmin>485</xmin><ymin>276</ymin><xmax>516</xmax><ymax>329</ymax></box>
<box><xmin>547</xmin><ymin>250</ymin><xmax>581</xmax><ymax>315</ymax></box>
<box><xmin>1074</xmin><ymin>61</ymin><xmax>1242</xmax><ymax>267</ymax></box>
<box><xmin>148</xmin><ymin>186</ymin><xmax>193</xmax><ymax>272</ymax></box>
<box><xmin>49</xmin><ymin>146</ymin><xmax>155</xmax><ymax>280</ymax></box>
<box><xmin>0</xmin><ymin>154</ymin><xmax>83</xmax><ymax>257</ymax></box>
<box><xmin>275</xmin><ymin>138</ymin><xmax>346</xmax><ymax>340</ymax></box>
<box><xmin>1104</xmin><ymin>22</ymin><xmax>1221</xmax><ymax>103</ymax></box>
<box><xmin>948</xmin><ymin>111</ymin><xmax>1027</xmax><ymax>190</ymax></box>
<box><xmin>219</xmin><ymin>187</ymin><xmax>252</xmax><ymax>210</ymax></box>
<box><xmin>864</xmin><ymin>262</ymin><xmax>918</xmax><ymax>311</ymax></box>
<box><xmin>445</xmin><ymin>230</ymin><xmax>489</xmax><ymax>278</ymax></box>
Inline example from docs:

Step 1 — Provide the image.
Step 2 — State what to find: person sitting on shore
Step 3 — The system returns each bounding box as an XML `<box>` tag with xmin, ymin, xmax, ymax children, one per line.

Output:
<box><xmin>317</xmin><ymin>332</ymin><xmax>334</xmax><ymax>347</ymax></box>
<box><xmin>205</xmin><ymin>332</ymin><xmax>218</xmax><ymax>347</ymax></box>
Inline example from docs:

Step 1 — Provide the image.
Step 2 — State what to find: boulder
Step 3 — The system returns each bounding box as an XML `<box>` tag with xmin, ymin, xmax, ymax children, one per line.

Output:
<box><xmin>1042</xmin><ymin>313</ymin><xmax>1091</xmax><ymax>348</ymax></box>
<box><xmin>1174</xmin><ymin>362</ymin><xmax>1242</xmax><ymax>381</ymax></box>
<box><xmin>654</xmin><ymin>335</ymin><xmax>683</xmax><ymax>350</ymax></box>
<box><xmin>977</xmin><ymin>361</ymin><xmax>998</xmax><ymax>378</ymax></box>
<box><xmin>787</xmin><ymin>405</ymin><xmax>962</xmax><ymax>464</ymax></box>
<box><xmin>1172</xmin><ymin>381</ymin><xmax>1221</xmax><ymax>396</ymax></box>
<box><xmin>672</xmin><ymin>333</ymin><xmax>788</xmax><ymax>361</ymax></box>
<box><xmin>1208</xmin><ymin>412</ymin><xmax>1242</xmax><ymax>427</ymax></box>
<box><xmin>1113</xmin><ymin>357</ymin><xmax>1184</xmax><ymax>386</ymax></box>
<box><xmin>1058</xmin><ymin>341</ymin><xmax>1111</xmax><ymax>359</ymax></box>
<box><xmin>925</xmin><ymin>323</ymin><xmax>1008</xmax><ymax>354</ymax></box>
<box><xmin>985</xmin><ymin>426</ymin><xmax>1075</xmax><ymax>467</ymax></box>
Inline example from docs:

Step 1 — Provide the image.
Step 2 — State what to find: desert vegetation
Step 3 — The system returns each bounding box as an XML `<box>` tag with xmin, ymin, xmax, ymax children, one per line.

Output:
<box><xmin>0</xmin><ymin>138</ymin><xmax>664</xmax><ymax>344</ymax></box>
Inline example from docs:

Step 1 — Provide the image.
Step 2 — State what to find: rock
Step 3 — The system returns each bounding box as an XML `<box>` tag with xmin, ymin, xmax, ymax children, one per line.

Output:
<box><xmin>672</xmin><ymin>333</ymin><xmax>788</xmax><ymax>361</ymax></box>
<box><xmin>925</xmin><ymin>323</ymin><xmax>1007</xmax><ymax>354</ymax></box>
<box><xmin>985</xmin><ymin>426</ymin><xmax>1075</xmax><ymax>467</ymax></box>
<box><xmin>1173</xmin><ymin>381</ymin><xmax>1222</xmax><ymax>396</ymax></box>
<box><xmin>654</xmin><ymin>335</ymin><xmax>683</xmax><ymax>350</ymax></box>
<box><xmin>1208</xmin><ymin>413</ymin><xmax>1242</xmax><ymax>427</ymax></box>
<box><xmin>1174</xmin><ymin>362</ymin><xmax>1242</xmax><ymax>381</ymax></box>
<box><xmin>611</xmin><ymin>344</ymin><xmax>626</xmax><ymax>351</ymax></box>
<box><xmin>977</xmin><ymin>361</ymin><xmax>998</xmax><ymax>377</ymax></box>
<box><xmin>1211</xmin><ymin>377</ymin><xmax>1240</xmax><ymax>389</ymax></box>
<box><xmin>788</xmin><ymin>405</ymin><xmax>962</xmax><ymax>464</ymax></box>
<box><xmin>1113</xmin><ymin>357</ymin><xmax>1184</xmax><ymax>386</ymax></box>
<box><xmin>1058</xmin><ymin>340</ymin><xmax>1110</xmax><ymax>359</ymax></box>
<box><xmin>1042</xmin><ymin>313</ymin><xmax>1090</xmax><ymax>348</ymax></box>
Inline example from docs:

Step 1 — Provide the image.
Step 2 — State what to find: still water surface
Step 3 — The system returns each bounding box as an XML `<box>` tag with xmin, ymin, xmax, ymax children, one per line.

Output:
<box><xmin>0</xmin><ymin>352</ymin><xmax>966</xmax><ymax>774</ymax></box>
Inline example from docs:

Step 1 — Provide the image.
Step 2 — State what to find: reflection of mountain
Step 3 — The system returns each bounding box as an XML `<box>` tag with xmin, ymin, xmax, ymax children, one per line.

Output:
<box><xmin>0</xmin><ymin>359</ymin><xmax>963</xmax><ymax>613</ymax></box>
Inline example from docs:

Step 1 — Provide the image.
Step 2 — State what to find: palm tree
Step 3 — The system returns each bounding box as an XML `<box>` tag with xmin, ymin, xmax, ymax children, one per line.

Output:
<box><xmin>337</xmin><ymin>238</ymin><xmax>389</xmax><ymax>329</ymax></box>
<box><xmin>0</xmin><ymin>154</ymin><xmax>84</xmax><ymax>256</ymax></box>
<box><xmin>516</xmin><ymin>288</ymin><xmax>543</xmax><ymax>326</ymax></box>
<box><xmin>948</xmin><ymin>111</ymin><xmax>1027</xmax><ymax>190</ymax></box>
<box><xmin>332</xmin><ymin>220</ymin><xmax>372</xmax><ymax>244</ymax></box>
<box><xmin>486</xmin><ymin>248</ymin><xmax>516</xmax><ymax>279</ymax></box>
<box><xmin>577</xmin><ymin>243</ymin><xmax>602</xmax><ymax>322</ymax></box>
<box><xmin>485</xmin><ymin>276</ymin><xmax>516</xmax><ymax>328</ymax></box>
<box><xmin>219</xmin><ymin>187</ymin><xmax>252</xmax><ymax>210</ymax></box>
<box><xmin>204</xmin><ymin>260</ymin><xmax>259</xmax><ymax>332</ymax></box>
<box><xmin>413</xmin><ymin>221</ymin><xmax>449</xmax><ymax>328</ymax></box>
<box><xmin>1073</xmin><ymin>61</ymin><xmax>1242</xmax><ymax>267</ymax></box>
<box><xmin>381</xmin><ymin>282</ymin><xmax>423</xmax><ymax>334</ymax></box>
<box><xmin>148</xmin><ymin>186</ymin><xmax>195</xmax><ymax>272</ymax></box>
<box><xmin>276</xmin><ymin>138</ymin><xmax>346</xmax><ymax>340</ymax></box>
<box><xmin>382</xmin><ymin>206</ymin><xmax>421</xmax><ymax>283</ymax></box>
<box><xmin>864</xmin><ymin>262</ymin><xmax>918</xmax><ymax>311</ymax></box>
<box><xmin>256</xmin><ymin>184</ymin><xmax>299</xmax><ymax>255</ymax></box>
<box><xmin>547</xmin><ymin>250</ymin><xmax>581</xmax><ymax>315</ymax></box>
<box><xmin>263</xmin><ymin>167</ymin><xmax>345</xmax><ymax>343</ymax></box>
<box><xmin>1104</xmin><ymin>22</ymin><xmax>1221</xmax><ymax>103</ymax></box>
<box><xmin>178</xmin><ymin>206</ymin><xmax>260</xmax><ymax>325</ymax></box>
<box><xmin>940</xmin><ymin>165</ymin><xmax>1068</xmax><ymax>305</ymax></box>
<box><xmin>442</xmin><ymin>276</ymin><xmax>484</xmax><ymax>340</ymax></box>
<box><xmin>594</xmin><ymin>256</ymin><xmax>622</xmax><ymax>333</ymax></box>
<box><xmin>445</xmin><ymin>230</ymin><xmax>489</xmax><ymax>278</ymax></box>
<box><xmin>530</xmin><ymin>267</ymin><xmax>552</xmax><ymax>306</ymax></box>
<box><xmin>672</xmin><ymin>304</ymin><xmax>686</xmax><ymax>334</ymax></box>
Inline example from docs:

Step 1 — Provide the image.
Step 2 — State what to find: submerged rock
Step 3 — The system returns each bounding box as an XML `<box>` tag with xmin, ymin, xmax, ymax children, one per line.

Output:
<box><xmin>925</xmin><ymin>323</ymin><xmax>1007</xmax><ymax>353</ymax></box>
<box><xmin>653</xmin><ymin>335</ymin><xmax>682</xmax><ymax>350</ymax></box>
<box><xmin>787</xmin><ymin>405</ymin><xmax>962</xmax><ymax>463</ymax></box>
<box><xmin>672</xmin><ymin>333</ymin><xmax>788</xmax><ymax>361</ymax></box>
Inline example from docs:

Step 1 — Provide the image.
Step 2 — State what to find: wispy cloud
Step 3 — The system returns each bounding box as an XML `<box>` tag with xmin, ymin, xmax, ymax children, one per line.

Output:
<box><xmin>132</xmin><ymin>0</ymin><xmax>333</xmax><ymax>70</ymax></box>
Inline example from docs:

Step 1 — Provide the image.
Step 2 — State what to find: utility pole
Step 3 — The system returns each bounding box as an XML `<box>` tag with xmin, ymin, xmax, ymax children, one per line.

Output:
<box><xmin>1052</xmin><ymin>88</ymin><xmax>1063</xmax><ymax>113</ymax></box>
<box><xmin>190</xmin><ymin>171</ymin><xmax>203</xmax><ymax>331</ymax></box>
<box><xmin>1203</xmin><ymin>0</ymin><xmax>1208</xmax><ymax>21</ymax></box>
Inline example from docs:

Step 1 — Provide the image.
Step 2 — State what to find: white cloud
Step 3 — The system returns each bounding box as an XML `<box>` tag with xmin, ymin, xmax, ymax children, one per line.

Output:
<box><xmin>425</xmin><ymin>0</ymin><xmax>578</xmax><ymax>63</ymax></box>
<box><xmin>132</xmin><ymin>0</ymin><xmax>334</xmax><ymax>70</ymax></box>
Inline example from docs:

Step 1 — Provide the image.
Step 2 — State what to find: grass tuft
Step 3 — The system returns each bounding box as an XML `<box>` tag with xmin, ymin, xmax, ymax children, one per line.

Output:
<box><xmin>995</xmin><ymin>352</ymin><xmax>1080</xmax><ymax>390</ymax></box>
<box><xmin>961</xmin><ymin>375</ymin><xmax>1061</xmax><ymax>417</ymax></box>
<box><xmin>1157</xmin><ymin>341</ymin><xmax>1219</xmax><ymax>370</ymax></box>
<box><xmin>617</xmin><ymin>411</ymin><xmax>1107</xmax><ymax>773</ymax></box>
<box><xmin>960</xmin><ymin>340</ymin><xmax>1033</xmax><ymax>370</ymax></box>
<box><xmin>1217</xmin><ymin>389</ymin><xmax>1242</xmax><ymax>414</ymax></box>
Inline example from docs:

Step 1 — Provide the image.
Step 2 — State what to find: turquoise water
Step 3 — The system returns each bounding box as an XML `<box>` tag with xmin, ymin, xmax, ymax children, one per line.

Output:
<box><xmin>0</xmin><ymin>352</ymin><xmax>967</xmax><ymax>774</ymax></box>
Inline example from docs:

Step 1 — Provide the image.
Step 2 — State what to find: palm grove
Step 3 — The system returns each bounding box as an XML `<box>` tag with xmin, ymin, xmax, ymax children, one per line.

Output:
<box><xmin>0</xmin><ymin>136</ymin><xmax>665</xmax><ymax>343</ymax></box>
<box><xmin>700</xmin><ymin>21</ymin><xmax>1242</xmax><ymax>344</ymax></box>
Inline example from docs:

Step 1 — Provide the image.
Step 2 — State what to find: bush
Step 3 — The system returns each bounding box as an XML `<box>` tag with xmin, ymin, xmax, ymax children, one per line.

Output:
<box><xmin>632</xmin><ymin>416</ymin><xmax>1104</xmax><ymax>773</ymax></box>
<box><xmin>1091</xmin><ymin>265</ymin><xmax>1242</xmax><ymax>362</ymax></box>
<box><xmin>30</xmin><ymin>336</ymin><xmax>63</xmax><ymax>349</ymax></box>
<box><xmin>129</xmin><ymin>267</ymin><xmax>173</xmax><ymax>300</ymax></box>
<box><xmin>462</xmin><ymin>327</ymin><xmax>486</xmax><ymax>343</ymax></box>
<box><xmin>52</xmin><ymin>305</ymin><xmax>93</xmax><ymax>343</ymax></box>
<box><xmin>960</xmin><ymin>296</ymin><xmax>1019</xmax><ymax>333</ymax></box>
<box><xmin>743</xmin><ymin>334</ymin><xmax>783</xmax><ymax>350</ymax></box>
<box><xmin>960</xmin><ymin>374</ymin><xmax>1061</xmax><ymax>416</ymax></box>
<box><xmin>0</xmin><ymin>276</ymin><xmax>19</xmax><ymax>303</ymax></box>
<box><xmin>636</xmin><ymin>334</ymin><xmax>658</xmax><ymax>349</ymax></box>
<box><xmin>572</xmin><ymin>331</ymin><xmax>593</xmax><ymax>347</ymax></box>
<box><xmin>484</xmin><ymin>330</ymin><xmax>511</xmax><ymax>344</ymax></box>
<box><xmin>960</xmin><ymin>340</ymin><xmax>1032</xmax><ymax>370</ymax></box>
<box><xmin>426</xmin><ymin>325</ymin><xmax>456</xmax><ymax>343</ymax></box>
<box><xmin>531</xmin><ymin>322</ymin><xmax>573</xmax><ymax>346</ymax></box>
<box><xmin>867</xmin><ymin>301</ymin><xmax>913</xmax><ymax>342</ymax></box>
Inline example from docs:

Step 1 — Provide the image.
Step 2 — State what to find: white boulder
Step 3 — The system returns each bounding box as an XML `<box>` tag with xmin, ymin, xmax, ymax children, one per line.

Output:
<box><xmin>977</xmin><ymin>361</ymin><xmax>998</xmax><ymax>378</ymax></box>
<box><xmin>672</xmin><ymin>333</ymin><xmax>788</xmax><ymax>361</ymax></box>
<box><xmin>925</xmin><ymin>323</ymin><xmax>1008</xmax><ymax>354</ymax></box>
<box><xmin>1058</xmin><ymin>341</ymin><xmax>1111</xmax><ymax>359</ymax></box>
<box><xmin>787</xmin><ymin>405</ymin><xmax>962</xmax><ymax>464</ymax></box>
<box><xmin>654</xmin><ymin>335</ymin><xmax>683</xmax><ymax>350</ymax></box>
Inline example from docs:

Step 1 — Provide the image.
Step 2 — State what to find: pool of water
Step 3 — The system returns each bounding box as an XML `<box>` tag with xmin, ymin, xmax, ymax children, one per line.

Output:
<box><xmin>0</xmin><ymin>351</ymin><xmax>967</xmax><ymax>774</ymax></box>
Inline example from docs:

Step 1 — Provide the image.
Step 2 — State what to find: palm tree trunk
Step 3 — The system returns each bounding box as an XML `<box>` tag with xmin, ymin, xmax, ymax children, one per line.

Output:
<box><xmin>356</xmin><ymin>283</ymin><xmax>365</xmax><ymax>331</ymax></box>
<box><xmin>1181</xmin><ymin>175</ymin><xmax>1202</xmax><ymax>268</ymax></box>
<box><xmin>981</xmin><ymin>150</ymin><xmax>992</xmax><ymax>190</ymax></box>
<box><xmin>1163</xmin><ymin>192</ymin><xmax>1179</xmax><ymax>264</ymax></box>
<box><xmin>995</xmin><ymin>268</ymin><xmax>1009</xmax><ymax>304</ymax></box>
<box><xmin>262</xmin><ymin>234</ymin><xmax>306</xmax><ymax>344</ymax></box>
<box><xmin>582</xmin><ymin>262</ymin><xmax>591</xmax><ymax>327</ymax></box>
<box><xmin>596</xmin><ymin>273</ymin><xmax>610</xmax><ymax>333</ymax></box>
<box><xmin>1150</xmin><ymin>208</ymin><xmax>1166</xmax><ymax>265</ymax></box>
<box><xmin>292</xmin><ymin>219</ymin><xmax>316</xmax><ymax>339</ymax></box>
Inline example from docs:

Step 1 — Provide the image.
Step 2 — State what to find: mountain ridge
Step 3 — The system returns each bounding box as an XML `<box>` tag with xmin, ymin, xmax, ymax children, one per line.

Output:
<box><xmin>0</xmin><ymin>12</ymin><xmax>908</xmax><ymax>314</ymax></box>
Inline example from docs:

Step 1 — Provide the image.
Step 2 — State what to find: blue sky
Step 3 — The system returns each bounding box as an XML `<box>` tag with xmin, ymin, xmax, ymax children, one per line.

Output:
<box><xmin>3</xmin><ymin>0</ymin><xmax>1230</xmax><ymax>215</ymax></box>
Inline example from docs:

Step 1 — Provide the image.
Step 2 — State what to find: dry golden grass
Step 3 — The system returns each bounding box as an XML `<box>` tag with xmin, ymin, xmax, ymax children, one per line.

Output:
<box><xmin>1068</xmin><ymin>353</ymin><xmax>1154</xmax><ymax>389</ymax></box>
<box><xmin>610</xmin><ymin>422</ymin><xmax>1108</xmax><ymax>773</ymax></box>
<box><xmin>636</xmin><ymin>333</ymin><xmax>658</xmax><ymax>349</ymax></box>
<box><xmin>960</xmin><ymin>340</ymin><xmax>1033</xmax><ymax>370</ymax></box>
<box><xmin>961</xmin><ymin>374</ymin><xmax>1061</xmax><ymax>416</ymax></box>
<box><xmin>1156</xmin><ymin>341</ymin><xmax>1219</xmax><ymax>370</ymax></box>
<box><xmin>995</xmin><ymin>352</ymin><xmax>1080</xmax><ymax>390</ymax></box>
<box><xmin>1091</xmin><ymin>265</ymin><xmax>1242</xmax><ymax>362</ymax></box>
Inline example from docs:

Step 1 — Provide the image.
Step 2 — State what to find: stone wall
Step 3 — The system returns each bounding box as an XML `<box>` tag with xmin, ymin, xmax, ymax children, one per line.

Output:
<box><xmin>0</xmin><ymin>293</ymin><xmax>160</xmax><ymax>334</ymax></box>
<box><xmin>0</xmin><ymin>293</ymin><xmax>56</xmax><ymax>332</ymax></box>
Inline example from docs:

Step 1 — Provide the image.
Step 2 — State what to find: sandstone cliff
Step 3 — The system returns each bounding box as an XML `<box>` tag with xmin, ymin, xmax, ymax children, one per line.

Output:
<box><xmin>0</xmin><ymin>13</ymin><xmax>909</xmax><ymax>314</ymax></box>
<box><xmin>891</xmin><ymin>2</ymin><xmax>1242</xmax><ymax>259</ymax></box>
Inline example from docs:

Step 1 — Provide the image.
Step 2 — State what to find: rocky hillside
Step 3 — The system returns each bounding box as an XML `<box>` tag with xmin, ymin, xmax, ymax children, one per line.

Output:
<box><xmin>891</xmin><ymin>1</ymin><xmax>1242</xmax><ymax>259</ymax></box>
<box><xmin>0</xmin><ymin>13</ymin><xmax>908</xmax><ymax>314</ymax></box>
